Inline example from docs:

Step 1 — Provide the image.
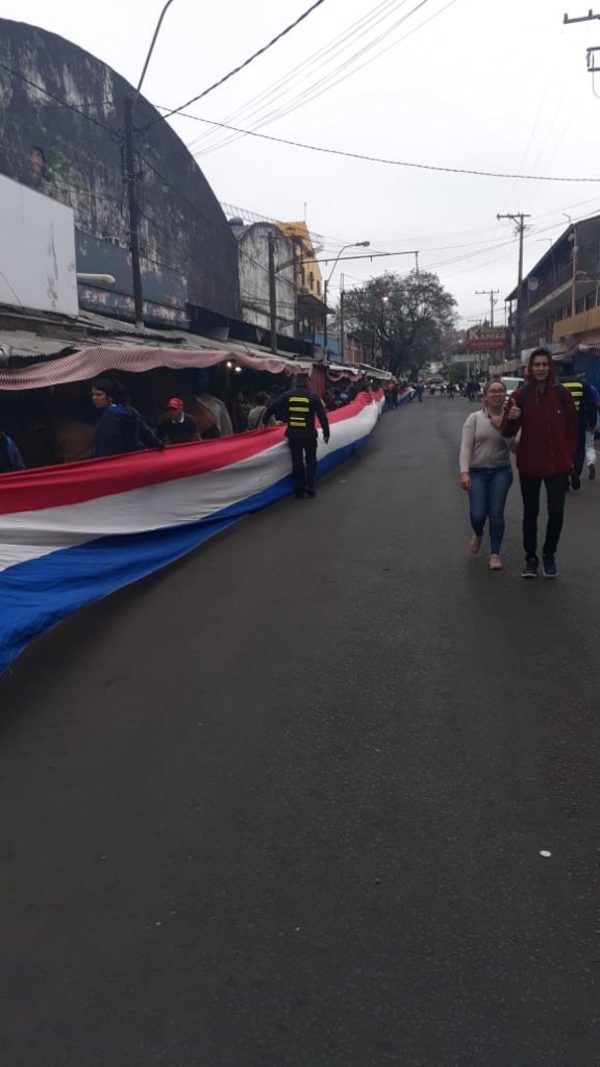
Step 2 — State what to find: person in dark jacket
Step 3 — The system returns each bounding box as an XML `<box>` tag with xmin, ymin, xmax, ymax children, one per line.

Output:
<box><xmin>91</xmin><ymin>377</ymin><xmax>163</xmax><ymax>458</ymax></box>
<box><xmin>558</xmin><ymin>365</ymin><xmax>597</xmax><ymax>488</ymax></box>
<box><xmin>157</xmin><ymin>397</ymin><xmax>200</xmax><ymax>445</ymax></box>
<box><xmin>263</xmin><ymin>372</ymin><xmax>330</xmax><ymax>497</ymax></box>
<box><xmin>0</xmin><ymin>431</ymin><xmax>25</xmax><ymax>473</ymax></box>
<box><xmin>502</xmin><ymin>346</ymin><xmax>578</xmax><ymax>579</ymax></box>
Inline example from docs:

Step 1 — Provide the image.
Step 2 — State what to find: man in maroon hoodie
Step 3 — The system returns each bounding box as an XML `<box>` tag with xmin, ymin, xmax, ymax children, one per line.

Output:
<box><xmin>502</xmin><ymin>346</ymin><xmax>578</xmax><ymax>579</ymax></box>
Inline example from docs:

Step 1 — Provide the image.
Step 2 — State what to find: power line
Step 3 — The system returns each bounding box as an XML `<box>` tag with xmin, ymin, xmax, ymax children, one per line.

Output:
<box><xmin>190</xmin><ymin>0</ymin><xmax>432</xmax><ymax>158</ymax></box>
<box><xmin>160</xmin><ymin>109</ymin><xmax>600</xmax><ymax>183</ymax></box>
<box><xmin>194</xmin><ymin>0</ymin><xmax>462</xmax><ymax>161</ymax></box>
<box><xmin>186</xmin><ymin>0</ymin><xmax>406</xmax><ymax>155</ymax></box>
<box><xmin>141</xmin><ymin>0</ymin><xmax>329</xmax><ymax>131</ymax></box>
<box><xmin>189</xmin><ymin>0</ymin><xmax>461</xmax><ymax>162</ymax></box>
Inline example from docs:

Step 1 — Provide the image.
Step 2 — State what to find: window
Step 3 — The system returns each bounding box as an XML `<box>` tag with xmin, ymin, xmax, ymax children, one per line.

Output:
<box><xmin>301</xmin><ymin>268</ymin><xmax>306</xmax><ymax>286</ymax></box>
<box><xmin>309</xmin><ymin>271</ymin><xmax>314</xmax><ymax>291</ymax></box>
<box><xmin>317</xmin><ymin>280</ymin><xmax>321</xmax><ymax>296</ymax></box>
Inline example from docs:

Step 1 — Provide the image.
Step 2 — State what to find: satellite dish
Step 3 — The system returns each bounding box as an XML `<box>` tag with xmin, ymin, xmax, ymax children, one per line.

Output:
<box><xmin>528</xmin><ymin>277</ymin><xmax>539</xmax><ymax>292</ymax></box>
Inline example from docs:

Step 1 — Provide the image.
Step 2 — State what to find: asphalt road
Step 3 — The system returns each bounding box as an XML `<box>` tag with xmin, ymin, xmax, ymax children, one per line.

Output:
<box><xmin>1</xmin><ymin>396</ymin><xmax>599</xmax><ymax>1067</ymax></box>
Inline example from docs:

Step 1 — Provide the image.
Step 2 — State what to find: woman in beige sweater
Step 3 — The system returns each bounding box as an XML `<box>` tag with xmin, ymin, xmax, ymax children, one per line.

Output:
<box><xmin>459</xmin><ymin>380</ymin><xmax>513</xmax><ymax>571</ymax></box>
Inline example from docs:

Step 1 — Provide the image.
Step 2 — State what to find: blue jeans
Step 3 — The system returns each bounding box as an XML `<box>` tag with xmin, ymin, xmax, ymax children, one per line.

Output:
<box><xmin>469</xmin><ymin>466</ymin><xmax>513</xmax><ymax>554</ymax></box>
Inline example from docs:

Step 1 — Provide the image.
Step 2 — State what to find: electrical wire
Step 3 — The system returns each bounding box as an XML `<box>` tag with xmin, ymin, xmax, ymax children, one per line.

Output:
<box><xmin>141</xmin><ymin>0</ymin><xmax>329</xmax><ymax>131</ymax></box>
<box><xmin>193</xmin><ymin>0</ymin><xmax>461</xmax><ymax>160</ymax></box>
<box><xmin>186</xmin><ymin>0</ymin><xmax>405</xmax><ymax>154</ymax></box>
<box><xmin>189</xmin><ymin>0</ymin><xmax>423</xmax><ymax>157</ymax></box>
<box><xmin>193</xmin><ymin>0</ymin><xmax>442</xmax><ymax>159</ymax></box>
<box><xmin>161</xmin><ymin>109</ymin><xmax>600</xmax><ymax>183</ymax></box>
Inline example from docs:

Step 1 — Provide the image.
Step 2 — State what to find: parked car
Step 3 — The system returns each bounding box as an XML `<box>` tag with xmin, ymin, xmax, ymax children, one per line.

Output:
<box><xmin>501</xmin><ymin>375</ymin><xmax>524</xmax><ymax>394</ymax></box>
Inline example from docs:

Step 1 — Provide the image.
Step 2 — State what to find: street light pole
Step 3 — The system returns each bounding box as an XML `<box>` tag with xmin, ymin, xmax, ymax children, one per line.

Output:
<box><xmin>323</xmin><ymin>240</ymin><xmax>369</xmax><ymax>359</ymax></box>
<box><xmin>137</xmin><ymin>0</ymin><xmax>177</xmax><ymax>92</ymax></box>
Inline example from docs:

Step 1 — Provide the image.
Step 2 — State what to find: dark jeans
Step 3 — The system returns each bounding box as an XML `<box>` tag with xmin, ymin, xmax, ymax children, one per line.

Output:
<box><xmin>288</xmin><ymin>435</ymin><xmax>317</xmax><ymax>495</ymax></box>
<box><xmin>519</xmin><ymin>474</ymin><xmax>568</xmax><ymax>558</ymax></box>
<box><xmin>468</xmin><ymin>466</ymin><xmax>513</xmax><ymax>554</ymax></box>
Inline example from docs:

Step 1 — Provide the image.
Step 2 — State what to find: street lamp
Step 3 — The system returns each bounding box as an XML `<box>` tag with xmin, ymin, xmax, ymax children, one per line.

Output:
<box><xmin>137</xmin><ymin>0</ymin><xmax>178</xmax><ymax>92</ymax></box>
<box><xmin>323</xmin><ymin>240</ymin><xmax>370</xmax><ymax>359</ymax></box>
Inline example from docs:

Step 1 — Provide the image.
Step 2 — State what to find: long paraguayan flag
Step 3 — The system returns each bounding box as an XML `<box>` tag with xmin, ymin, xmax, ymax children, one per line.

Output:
<box><xmin>0</xmin><ymin>392</ymin><xmax>383</xmax><ymax>674</ymax></box>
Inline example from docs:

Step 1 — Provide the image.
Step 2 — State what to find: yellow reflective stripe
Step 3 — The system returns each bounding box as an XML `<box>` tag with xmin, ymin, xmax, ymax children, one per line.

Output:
<box><xmin>289</xmin><ymin>420</ymin><xmax>306</xmax><ymax>427</ymax></box>
<box><xmin>563</xmin><ymin>382</ymin><xmax>583</xmax><ymax>408</ymax></box>
<box><xmin>289</xmin><ymin>397</ymin><xmax>310</xmax><ymax>406</ymax></box>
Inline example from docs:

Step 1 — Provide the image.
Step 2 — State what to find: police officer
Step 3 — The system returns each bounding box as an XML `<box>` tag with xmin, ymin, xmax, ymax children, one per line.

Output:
<box><xmin>559</xmin><ymin>364</ymin><xmax>597</xmax><ymax>488</ymax></box>
<box><xmin>264</xmin><ymin>373</ymin><xmax>330</xmax><ymax>497</ymax></box>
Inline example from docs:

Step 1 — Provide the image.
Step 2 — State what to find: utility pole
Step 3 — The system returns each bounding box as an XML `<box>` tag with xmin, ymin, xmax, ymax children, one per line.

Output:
<box><xmin>563</xmin><ymin>9</ymin><xmax>600</xmax><ymax>24</ymax></box>
<box><xmin>124</xmin><ymin>98</ymin><xmax>144</xmax><ymax>328</ymax></box>
<box><xmin>268</xmin><ymin>230</ymin><xmax>277</xmax><ymax>354</ymax></box>
<box><xmin>323</xmin><ymin>277</ymin><xmax>329</xmax><ymax>359</ymax></box>
<box><xmin>475</xmin><ymin>288</ymin><xmax>500</xmax><ymax>327</ymax></box>
<box><xmin>497</xmin><ymin>213</ymin><xmax>530</xmax><ymax>361</ymax></box>
<box><xmin>339</xmin><ymin>272</ymin><xmax>345</xmax><ymax>362</ymax></box>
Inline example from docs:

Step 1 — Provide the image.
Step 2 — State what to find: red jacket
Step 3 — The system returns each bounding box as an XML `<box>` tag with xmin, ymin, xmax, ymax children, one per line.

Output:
<box><xmin>502</xmin><ymin>381</ymin><xmax>578</xmax><ymax>477</ymax></box>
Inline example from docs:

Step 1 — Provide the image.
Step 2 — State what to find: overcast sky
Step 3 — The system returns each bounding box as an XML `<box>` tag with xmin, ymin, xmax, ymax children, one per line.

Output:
<box><xmin>4</xmin><ymin>0</ymin><xmax>600</xmax><ymax>322</ymax></box>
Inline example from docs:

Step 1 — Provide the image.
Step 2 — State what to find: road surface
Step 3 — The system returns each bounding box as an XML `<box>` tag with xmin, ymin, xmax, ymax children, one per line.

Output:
<box><xmin>1</xmin><ymin>396</ymin><xmax>598</xmax><ymax>1066</ymax></box>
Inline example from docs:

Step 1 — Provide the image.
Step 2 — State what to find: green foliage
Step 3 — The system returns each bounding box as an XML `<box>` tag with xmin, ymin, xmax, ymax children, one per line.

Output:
<box><xmin>448</xmin><ymin>363</ymin><xmax>467</xmax><ymax>384</ymax></box>
<box><xmin>341</xmin><ymin>270</ymin><xmax>457</xmax><ymax>374</ymax></box>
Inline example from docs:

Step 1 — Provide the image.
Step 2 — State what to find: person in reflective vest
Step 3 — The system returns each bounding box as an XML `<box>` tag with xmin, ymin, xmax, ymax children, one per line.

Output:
<box><xmin>559</xmin><ymin>365</ymin><xmax>597</xmax><ymax>488</ymax></box>
<box><xmin>263</xmin><ymin>373</ymin><xmax>330</xmax><ymax>497</ymax></box>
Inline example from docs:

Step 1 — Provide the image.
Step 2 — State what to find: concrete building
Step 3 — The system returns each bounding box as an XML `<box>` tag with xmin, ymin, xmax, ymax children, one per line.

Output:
<box><xmin>0</xmin><ymin>18</ymin><xmax>240</xmax><ymax>328</ymax></box>
<box><xmin>506</xmin><ymin>214</ymin><xmax>600</xmax><ymax>358</ymax></box>
<box><xmin>228</xmin><ymin>220</ymin><xmax>296</xmax><ymax>340</ymax></box>
<box><xmin>276</xmin><ymin>221</ymin><xmax>326</xmax><ymax>345</ymax></box>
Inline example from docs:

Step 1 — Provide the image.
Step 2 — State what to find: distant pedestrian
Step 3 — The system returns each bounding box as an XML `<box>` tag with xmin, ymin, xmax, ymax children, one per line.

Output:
<box><xmin>502</xmin><ymin>347</ymin><xmax>578</xmax><ymax>579</ymax></box>
<box><xmin>0</xmin><ymin>430</ymin><xmax>25</xmax><ymax>473</ymax></box>
<box><xmin>91</xmin><ymin>377</ymin><xmax>163</xmax><ymax>458</ymax></box>
<box><xmin>247</xmin><ymin>392</ymin><xmax>272</xmax><ymax>430</ymax></box>
<box><xmin>263</xmin><ymin>372</ymin><xmax>330</xmax><ymax>497</ymax></box>
<box><xmin>157</xmin><ymin>397</ymin><xmax>200</xmax><ymax>445</ymax></box>
<box><xmin>459</xmin><ymin>379</ymin><xmax>513</xmax><ymax>571</ymax></box>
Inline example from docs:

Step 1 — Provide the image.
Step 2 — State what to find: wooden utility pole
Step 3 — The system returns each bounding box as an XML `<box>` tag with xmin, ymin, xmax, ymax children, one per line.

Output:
<box><xmin>497</xmin><ymin>213</ymin><xmax>530</xmax><ymax>361</ymax></box>
<box><xmin>124</xmin><ymin>98</ymin><xmax>144</xmax><ymax>328</ymax></box>
<box><xmin>475</xmin><ymin>288</ymin><xmax>500</xmax><ymax>327</ymax></box>
<box><xmin>268</xmin><ymin>230</ymin><xmax>277</xmax><ymax>354</ymax></box>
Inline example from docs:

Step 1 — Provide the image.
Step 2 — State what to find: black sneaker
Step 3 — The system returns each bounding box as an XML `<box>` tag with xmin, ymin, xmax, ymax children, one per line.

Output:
<box><xmin>589</xmin><ymin>463</ymin><xmax>596</xmax><ymax>481</ymax></box>
<box><xmin>542</xmin><ymin>555</ymin><xmax>558</xmax><ymax>578</ymax></box>
<box><xmin>521</xmin><ymin>557</ymin><xmax>539</xmax><ymax>579</ymax></box>
<box><xmin>571</xmin><ymin>474</ymin><xmax>581</xmax><ymax>490</ymax></box>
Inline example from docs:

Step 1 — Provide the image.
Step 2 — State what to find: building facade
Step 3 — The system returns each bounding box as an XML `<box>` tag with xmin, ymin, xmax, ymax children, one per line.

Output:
<box><xmin>228</xmin><ymin>221</ymin><xmax>296</xmax><ymax>340</ymax></box>
<box><xmin>0</xmin><ymin>18</ymin><xmax>241</xmax><ymax>327</ymax></box>
<box><xmin>506</xmin><ymin>214</ymin><xmax>600</xmax><ymax>358</ymax></box>
<box><xmin>276</xmin><ymin>221</ymin><xmax>326</xmax><ymax>344</ymax></box>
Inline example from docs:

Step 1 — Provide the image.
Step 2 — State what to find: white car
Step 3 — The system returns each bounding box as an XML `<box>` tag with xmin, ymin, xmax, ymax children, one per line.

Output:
<box><xmin>501</xmin><ymin>376</ymin><xmax>524</xmax><ymax>394</ymax></box>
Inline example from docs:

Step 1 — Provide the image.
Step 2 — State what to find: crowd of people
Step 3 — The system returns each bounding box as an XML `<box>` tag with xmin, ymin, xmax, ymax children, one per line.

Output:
<box><xmin>459</xmin><ymin>347</ymin><xmax>599</xmax><ymax>578</ymax></box>
<box><xmin>0</xmin><ymin>371</ymin><xmax>380</xmax><ymax>499</ymax></box>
